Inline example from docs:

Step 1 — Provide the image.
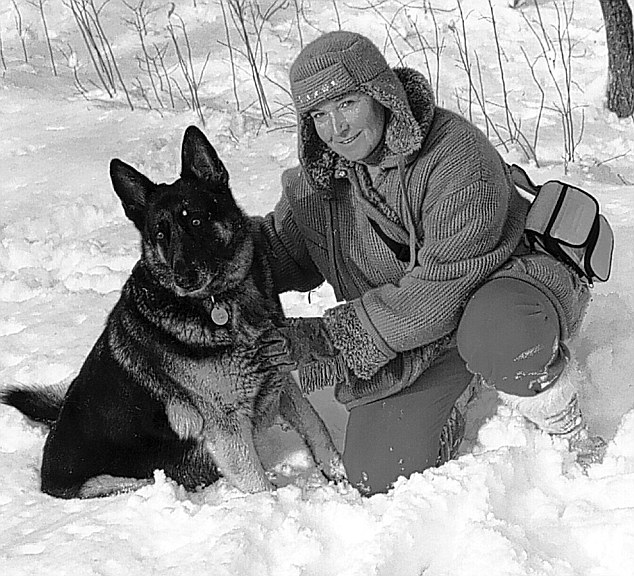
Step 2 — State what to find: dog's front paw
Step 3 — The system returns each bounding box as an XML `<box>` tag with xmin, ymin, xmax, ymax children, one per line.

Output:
<box><xmin>166</xmin><ymin>399</ymin><xmax>204</xmax><ymax>440</ymax></box>
<box><xmin>255</xmin><ymin>328</ymin><xmax>297</xmax><ymax>373</ymax></box>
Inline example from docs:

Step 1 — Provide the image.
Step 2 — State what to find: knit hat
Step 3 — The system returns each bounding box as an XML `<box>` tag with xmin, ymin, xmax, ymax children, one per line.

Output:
<box><xmin>291</xmin><ymin>31</ymin><xmax>404</xmax><ymax>116</ymax></box>
<box><xmin>289</xmin><ymin>31</ymin><xmax>432</xmax><ymax>193</ymax></box>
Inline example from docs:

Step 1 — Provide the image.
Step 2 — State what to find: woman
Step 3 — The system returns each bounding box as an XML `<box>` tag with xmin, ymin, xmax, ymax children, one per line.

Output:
<box><xmin>259</xmin><ymin>31</ymin><xmax>600</xmax><ymax>495</ymax></box>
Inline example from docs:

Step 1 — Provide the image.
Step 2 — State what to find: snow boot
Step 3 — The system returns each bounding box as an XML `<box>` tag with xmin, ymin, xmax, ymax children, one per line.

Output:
<box><xmin>498</xmin><ymin>363</ymin><xmax>607</xmax><ymax>468</ymax></box>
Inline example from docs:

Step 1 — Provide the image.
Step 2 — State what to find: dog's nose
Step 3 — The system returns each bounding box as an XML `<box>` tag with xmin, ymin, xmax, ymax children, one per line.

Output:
<box><xmin>173</xmin><ymin>260</ymin><xmax>201</xmax><ymax>292</ymax></box>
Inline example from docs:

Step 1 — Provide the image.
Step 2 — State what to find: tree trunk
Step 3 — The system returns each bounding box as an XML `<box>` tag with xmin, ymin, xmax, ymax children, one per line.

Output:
<box><xmin>599</xmin><ymin>0</ymin><xmax>634</xmax><ymax>118</ymax></box>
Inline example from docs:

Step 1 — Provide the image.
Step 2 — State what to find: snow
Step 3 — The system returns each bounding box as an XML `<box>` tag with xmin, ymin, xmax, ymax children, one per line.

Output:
<box><xmin>1</xmin><ymin>0</ymin><xmax>634</xmax><ymax>574</ymax></box>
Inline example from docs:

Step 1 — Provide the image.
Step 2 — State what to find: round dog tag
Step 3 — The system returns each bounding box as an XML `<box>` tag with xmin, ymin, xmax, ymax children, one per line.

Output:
<box><xmin>211</xmin><ymin>304</ymin><xmax>229</xmax><ymax>326</ymax></box>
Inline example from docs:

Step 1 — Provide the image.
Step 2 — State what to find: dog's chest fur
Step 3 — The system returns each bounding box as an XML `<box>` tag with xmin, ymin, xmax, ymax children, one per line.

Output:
<box><xmin>108</xmin><ymin>263</ymin><xmax>283</xmax><ymax>422</ymax></box>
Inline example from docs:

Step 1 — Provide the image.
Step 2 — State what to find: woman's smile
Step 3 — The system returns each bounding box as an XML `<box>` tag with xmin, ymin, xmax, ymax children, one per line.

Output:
<box><xmin>337</xmin><ymin>133</ymin><xmax>361</xmax><ymax>145</ymax></box>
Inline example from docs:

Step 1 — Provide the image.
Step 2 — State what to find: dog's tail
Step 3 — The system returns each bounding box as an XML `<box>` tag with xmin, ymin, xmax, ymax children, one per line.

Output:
<box><xmin>1</xmin><ymin>384</ymin><xmax>66</xmax><ymax>426</ymax></box>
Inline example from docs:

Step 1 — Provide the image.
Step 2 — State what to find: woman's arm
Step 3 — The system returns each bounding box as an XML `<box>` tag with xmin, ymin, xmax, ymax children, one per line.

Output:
<box><xmin>256</xmin><ymin>184</ymin><xmax>324</xmax><ymax>295</ymax></box>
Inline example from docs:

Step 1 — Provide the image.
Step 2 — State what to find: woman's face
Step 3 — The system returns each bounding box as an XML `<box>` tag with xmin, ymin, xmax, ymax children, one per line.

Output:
<box><xmin>309</xmin><ymin>92</ymin><xmax>386</xmax><ymax>162</ymax></box>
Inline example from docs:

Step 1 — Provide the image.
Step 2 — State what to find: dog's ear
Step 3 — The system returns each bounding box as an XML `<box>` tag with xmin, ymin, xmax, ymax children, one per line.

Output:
<box><xmin>181</xmin><ymin>126</ymin><xmax>229</xmax><ymax>188</ymax></box>
<box><xmin>110</xmin><ymin>159</ymin><xmax>153</xmax><ymax>230</ymax></box>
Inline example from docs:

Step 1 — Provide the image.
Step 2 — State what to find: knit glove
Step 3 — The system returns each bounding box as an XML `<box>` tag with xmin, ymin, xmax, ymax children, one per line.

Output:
<box><xmin>250</xmin><ymin>319</ymin><xmax>349</xmax><ymax>393</ymax></box>
<box><xmin>276</xmin><ymin>303</ymin><xmax>398</xmax><ymax>392</ymax></box>
<box><xmin>276</xmin><ymin>317</ymin><xmax>350</xmax><ymax>393</ymax></box>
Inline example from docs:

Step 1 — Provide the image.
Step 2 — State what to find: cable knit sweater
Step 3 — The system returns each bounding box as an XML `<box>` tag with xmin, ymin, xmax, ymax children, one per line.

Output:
<box><xmin>260</xmin><ymin>68</ymin><xmax>589</xmax><ymax>407</ymax></box>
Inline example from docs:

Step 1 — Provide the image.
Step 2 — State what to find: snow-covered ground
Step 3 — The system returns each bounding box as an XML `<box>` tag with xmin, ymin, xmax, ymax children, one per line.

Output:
<box><xmin>1</xmin><ymin>1</ymin><xmax>633</xmax><ymax>574</ymax></box>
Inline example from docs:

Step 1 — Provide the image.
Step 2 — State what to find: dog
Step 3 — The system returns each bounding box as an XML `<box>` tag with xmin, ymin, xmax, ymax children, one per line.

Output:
<box><xmin>1</xmin><ymin>126</ymin><xmax>344</xmax><ymax>499</ymax></box>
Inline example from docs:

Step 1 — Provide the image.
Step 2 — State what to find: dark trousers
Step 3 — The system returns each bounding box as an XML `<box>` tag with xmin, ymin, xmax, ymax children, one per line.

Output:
<box><xmin>343</xmin><ymin>277</ymin><xmax>562</xmax><ymax>495</ymax></box>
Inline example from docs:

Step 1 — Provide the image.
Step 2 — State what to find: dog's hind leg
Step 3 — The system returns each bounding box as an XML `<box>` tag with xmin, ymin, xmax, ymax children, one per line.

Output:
<box><xmin>77</xmin><ymin>475</ymin><xmax>153</xmax><ymax>499</ymax></box>
<box><xmin>166</xmin><ymin>398</ymin><xmax>205</xmax><ymax>440</ymax></box>
<box><xmin>278</xmin><ymin>378</ymin><xmax>346</xmax><ymax>483</ymax></box>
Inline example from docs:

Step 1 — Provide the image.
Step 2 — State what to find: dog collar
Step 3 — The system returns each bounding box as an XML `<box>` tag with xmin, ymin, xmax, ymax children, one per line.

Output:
<box><xmin>210</xmin><ymin>296</ymin><xmax>229</xmax><ymax>326</ymax></box>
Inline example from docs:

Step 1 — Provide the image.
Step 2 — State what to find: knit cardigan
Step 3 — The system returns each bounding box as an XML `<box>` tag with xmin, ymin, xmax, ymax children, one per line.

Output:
<box><xmin>260</xmin><ymin>68</ymin><xmax>589</xmax><ymax>407</ymax></box>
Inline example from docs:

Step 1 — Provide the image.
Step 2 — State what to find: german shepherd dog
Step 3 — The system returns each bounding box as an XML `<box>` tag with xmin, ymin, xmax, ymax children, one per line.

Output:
<box><xmin>1</xmin><ymin>126</ymin><xmax>344</xmax><ymax>499</ymax></box>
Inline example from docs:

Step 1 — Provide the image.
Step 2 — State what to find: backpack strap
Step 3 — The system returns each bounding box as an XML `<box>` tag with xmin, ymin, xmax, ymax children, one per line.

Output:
<box><xmin>509</xmin><ymin>163</ymin><xmax>539</xmax><ymax>196</ymax></box>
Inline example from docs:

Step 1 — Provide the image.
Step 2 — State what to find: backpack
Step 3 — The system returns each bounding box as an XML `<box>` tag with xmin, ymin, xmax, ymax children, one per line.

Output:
<box><xmin>509</xmin><ymin>164</ymin><xmax>614</xmax><ymax>284</ymax></box>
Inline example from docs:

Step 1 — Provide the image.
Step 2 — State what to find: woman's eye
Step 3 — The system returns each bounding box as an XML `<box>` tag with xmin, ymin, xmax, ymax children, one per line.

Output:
<box><xmin>191</xmin><ymin>218</ymin><xmax>201</xmax><ymax>227</ymax></box>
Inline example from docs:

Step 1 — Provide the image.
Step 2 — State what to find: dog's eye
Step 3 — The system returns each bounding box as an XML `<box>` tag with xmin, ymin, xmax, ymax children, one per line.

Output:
<box><xmin>155</xmin><ymin>222</ymin><xmax>169</xmax><ymax>243</ymax></box>
<box><xmin>179</xmin><ymin>208</ymin><xmax>204</xmax><ymax>231</ymax></box>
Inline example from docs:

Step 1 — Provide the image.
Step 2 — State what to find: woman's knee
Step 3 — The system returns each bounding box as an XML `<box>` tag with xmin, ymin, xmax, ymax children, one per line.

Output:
<box><xmin>456</xmin><ymin>277</ymin><xmax>561</xmax><ymax>397</ymax></box>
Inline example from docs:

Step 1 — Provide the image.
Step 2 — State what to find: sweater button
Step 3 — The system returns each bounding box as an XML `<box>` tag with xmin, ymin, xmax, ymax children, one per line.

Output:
<box><xmin>336</xmin><ymin>170</ymin><xmax>347</xmax><ymax>178</ymax></box>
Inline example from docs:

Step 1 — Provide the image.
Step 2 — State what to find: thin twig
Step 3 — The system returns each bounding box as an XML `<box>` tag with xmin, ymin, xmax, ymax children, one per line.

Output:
<box><xmin>11</xmin><ymin>0</ymin><xmax>30</xmax><ymax>63</ymax></box>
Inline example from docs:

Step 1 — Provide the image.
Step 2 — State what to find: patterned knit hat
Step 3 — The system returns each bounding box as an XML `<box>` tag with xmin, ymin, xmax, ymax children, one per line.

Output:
<box><xmin>289</xmin><ymin>31</ymin><xmax>431</xmax><ymax>192</ymax></box>
<box><xmin>291</xmin><ymin>31</ymin><xmax>403</xmax><ymax>115</ymax></box>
